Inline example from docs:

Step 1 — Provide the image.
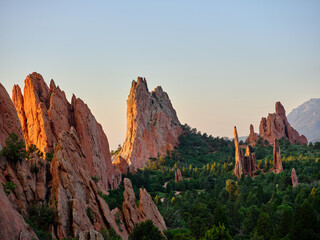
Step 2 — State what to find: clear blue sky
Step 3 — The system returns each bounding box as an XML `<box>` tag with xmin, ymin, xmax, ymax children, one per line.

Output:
<box><xmin>1</xmin><ymin>1</ymin><xmax>319</xmax><ymax>149</ymax></box>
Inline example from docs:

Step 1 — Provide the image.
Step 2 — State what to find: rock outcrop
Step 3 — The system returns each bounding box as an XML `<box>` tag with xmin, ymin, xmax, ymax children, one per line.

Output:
<box><xmin>116</xmin><ymin>77</ymin><xmax>182</xmax><ymax>169</ymax></box>
<box><xmin>273</xmin><ymin>140</ymin><xmax>283</xmax><ymax>173</ymax></box>
<box><xmin>175</xmin><ymin>168</ymin><xmax>183</xmax><ymax>183</ymax></box>
<box><xmin>259</xmin><ymin>102</ymin><xmax>308</xmax><ymax>145</ymax></box>
<box><xmin>0</xmin><ymin>83</ymin><xmax>24</xmax><ymax>146</ymax></box>
<box><xmin>233</xmin><ymin>127</ymin><xmax>257</xmax><ymax>178</ymax></box>
<box><xmin>122</xmin><ymin>178</ymin><xmax>167</xmax><ymax>234</ymax></box>
<box><xmin>112</xmin><ymin>156</ymin><xmax>130</xmax><ymax>175</ymax></box>
<box><xmin>245</xmin><ymin>124</ymin><xmax>259</xmax><ymax>146</ymax></box>
<box><xmin>291</xmin><ymin>168</ymin><xmax>298</xmax><ymax>187</ymax></box>
<box><xmin>139</xmin><ymin>188</ymin><xmax>167</xmax><ymax>232</ymax></box>
<box><xmin>50</xmin><ymin>128</ymin><xmax>127</xmax><ymax>239</ymax></box>
<box><xmin>12</xmin><ymin>72</ymin><xmax>120</xmax><ymax>191</ymax></box>
<box><xmin>0</xmin><ymin>187</ymin><xmax>38</xmax><ymax>240</ymax></box>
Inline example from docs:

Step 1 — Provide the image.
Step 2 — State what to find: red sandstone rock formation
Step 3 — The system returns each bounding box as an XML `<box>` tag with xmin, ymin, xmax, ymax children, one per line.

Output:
<box><xmin>291</xmin><ymin>168</ymin><xmax>298</xmax><ymax>187</ymax></box>
<box><xmin>175</xmin><ymin>168</ymin><xmax>183</xmax><ymax>183</ymax></box>
<box><xmin>259</xmin><ymin>102</ymin><xmax>308</xmax><ymax>145</ymax></box>
<box><xmin>116</xmin><ymin>77</ymin><xmax>182</xmax><ymax>169</ymax></box>
<box><xmin>12</xmin><ymin>72</ymin><xmax>120</xmax><ymax>191</ymax></box>
<box><xmin>0</xmin><ymin>187</ymin><xmax>38</xmax><ymax>240</ymax></box>
<box><xmin>139</xmin><ymin>188</ymin><xmax>167</xmax><ymax>232</ymax></box>
<box><xmin>113</xmin><ymin>156</ymin><xmax>130</xmax><ymax>174</ymax></box>
<box><xmin>234</xmin><ymin>127</ymin><xmax>244</xmax><ymax>179</ymax></box>
<box><xmin>50</xmin><ymin>128</ymin><xmax>127</xmax><ymax>239</ymax></box>
<box><xmin>245</xmin><ymin>124</ymin><xmax>259</xmax><ymax>146</ymax></box>
<box><xmin>233</xmin><ymin>127</ymin><xmax>257</xmax><ymax>178</ymax></box>
<box><xmin>122</xmin><ymin>178</ymin><xmax>167</xmax><ymax>234</ymax></box>
<box><xmin>273</xmin><ymin>140</ymin><xmax>283</xmax><ymax>173</ymax></box>
<box><xmin>0</xmin><ymin>83</ymin><xmax>24</xmax><ymax>147</ymax></box>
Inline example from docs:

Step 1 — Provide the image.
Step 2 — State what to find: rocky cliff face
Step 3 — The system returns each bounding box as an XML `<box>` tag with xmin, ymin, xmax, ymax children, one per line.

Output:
<box><xmin>122</xmin><ymin>178</ymin><xmax>167</xmax><ymax>234</ymax></box>
<box><xmin>233</xmin><ymin>127</ymin><xmax>257</xmax><ymax>178</ymax></box>
<box><xmin>259</xmin><ymin>102</ymin><xmax>308</xmax><ymax>145</ymax></box>
<box><xmin>116</xmin><ymin>77</ymin><xmax>182</xmax><ymax>169</ymax></box>
<box><xmin>50</xmin><ymin>128</ymin><xmax>127</xmax><ymax>239</ymax></box>
<box><xmin>273</xmin><ymin>140</ymin><xmax>283</xmax><ymax>173</ymax></box>
<box><xmin>0</xmin><ymin>83</ymin><xmax>24</xmax><ymax>147</ymax></box>
<box><xmin>12</xmin><ymin>72</ymin><xmax>120</xmax><ymax>191</ymax></box>
<box><xmin>245</xmin><ymin>124</ymin><xmax>259</xmax><ymax>146</ymax></box>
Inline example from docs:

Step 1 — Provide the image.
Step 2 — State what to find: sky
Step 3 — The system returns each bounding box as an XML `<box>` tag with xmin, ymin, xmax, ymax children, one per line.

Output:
<box><xmin>1</xmin><ymin>1</ymin><xmax>319</xmax><ymax>150</ymax></box>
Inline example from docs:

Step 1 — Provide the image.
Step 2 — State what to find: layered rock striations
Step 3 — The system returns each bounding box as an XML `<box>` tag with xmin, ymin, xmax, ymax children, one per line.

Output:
<box><xmin>233</xmin><ymin>126</ymin><xmax>257</xmax><ymax>178</ymax></box>
<box><xmin>259</xmin><ymin>102</ymin><xmax>308</xmax><ymax>145</ymax></box>
<box><xmin>12</xmin><ymin>72</ymin><xmax>120</xmax><ymax>191</ymax></box>
<box><xmin>122</xmin><ymin>178</ymin><xmax>167</xmax><ymax>234</ymax></box>
<box><xmin>273</xmin><ymin>140</ymin><xmax>283</xmax><ymax>173</ymax></box>
<box><xmin>116</xmin><ymin>77</ymin><xmax>182</xmax><ymax>169</ymax></box>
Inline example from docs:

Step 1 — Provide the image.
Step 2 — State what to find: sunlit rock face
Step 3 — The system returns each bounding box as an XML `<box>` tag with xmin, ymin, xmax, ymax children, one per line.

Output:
<box><xmin>116</xmin><ymin>77</ymin><xmax>182</xmax><ymax>169</ymax></box>
<box><xmin>12</xmin><ymin>72</ymin><xmax>120</xmax><ymax>191</ymax></box>
<box><xmin>259</xmin><ymin>101</ymin><xmax>308</xmax><ymax>145</ymax></box>
<box><xmin>233</xmin><ymin>126</ymin><xmax>257</xmax><ymax>178</ymax></box>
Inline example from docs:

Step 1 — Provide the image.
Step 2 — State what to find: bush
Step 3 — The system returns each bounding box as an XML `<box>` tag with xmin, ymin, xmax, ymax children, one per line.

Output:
<box><xmin>1</xmin><ymin>133</ymin><xmax>26</xmax><ymax>162</ymax></box>
<box><xmin>27</xmin><ymin>203</ymin><xmax>57</xmax><ymax>240</ymax></box>
<box><xmin>129</xmin><ymin>220</ymin><xmax>165</xmax><ymax>240</ymax></box>
<box><xmin>2</xmin><ymin>181</ymin><xmax>16</xmax><ymax>195</ymax></box>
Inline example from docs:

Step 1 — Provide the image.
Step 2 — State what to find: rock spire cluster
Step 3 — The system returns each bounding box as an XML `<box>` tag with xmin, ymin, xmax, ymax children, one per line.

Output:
<box><xmin>233</xmin><ymin>126</ymin><xmax>257</xmax><ymax>178</ymax></box>
<box><xmin>115</xmin><ymin>77</ymin><xmax>182</xmax><ymax>169</ymax></box>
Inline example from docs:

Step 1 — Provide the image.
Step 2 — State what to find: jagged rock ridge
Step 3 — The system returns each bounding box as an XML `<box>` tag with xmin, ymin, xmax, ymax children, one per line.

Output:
<box><xmin>116</xmin><ymin>77</ymin><xmax>182</xmax><ymax>169</ymax></box>
<box><xmin>12</xmin><ymin>72</ymin><xmax>120</xmax><ymax>191</ymax></box>
<box><xmin>259</xmin><ymin>102</ymin><xmax>308</xmax><ymax>145</ymax></box>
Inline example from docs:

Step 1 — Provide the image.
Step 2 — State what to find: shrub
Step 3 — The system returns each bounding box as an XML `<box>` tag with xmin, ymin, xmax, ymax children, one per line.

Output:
<box><xmin>91</xmin><ymin>176</ymin><xmax>100</xmax><ymax>183</ymax></box>
<box><xmin>1</xmin><ymin>133</ymin><xmax>26</xmax><ymax>162</ymax></box>
<box><xmin>129</xmin><ymin>220</ymin><xmax>165</xmax><ymax>240</ymax></box>
<box><xmin>2</xmin><ymin>181</ymin><xmax>16</xmax><ymax>195</ymax></box>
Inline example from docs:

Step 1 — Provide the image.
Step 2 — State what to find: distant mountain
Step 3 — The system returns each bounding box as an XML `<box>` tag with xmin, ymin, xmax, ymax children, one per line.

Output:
<box><xmin>287</xmin><ymin>98</ymin><xmax>320</xmax><ymax>143</ymax></box>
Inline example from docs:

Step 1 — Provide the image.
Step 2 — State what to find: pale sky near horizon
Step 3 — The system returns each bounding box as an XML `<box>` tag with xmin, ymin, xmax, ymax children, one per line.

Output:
<box><xmin>1</xmin><ymin>1</ymin><xmax>319</xmax><ymax>150</ymax></box>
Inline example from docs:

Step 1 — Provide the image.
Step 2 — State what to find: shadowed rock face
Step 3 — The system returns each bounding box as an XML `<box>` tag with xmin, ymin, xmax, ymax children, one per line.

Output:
<box><xmin>0</xmin><ymin>187</ymin><xmax>38</xmax><ymax>240</ymax></box>
<box><xmin>116</xmin><ymin>77</ymin><xmax>182</xmax><ymax>169</ymax></box>
<box><xmin>0</xmin><ymin>83</ymin><xmax>24</xmax><ymax>146</ymax></box>
<box><xmin>259</xmin><ymin>102</ymin><xmax>308</xmax><ymax>145</ymax></box>
<box><xmin>12</xmin><ymin>72</ymin><xmax>120</xmax><ymax>191</ymax></box>
<box><xmin>122</xmin><ymin>178</ymin><xmax>167</xmax><ymax>234</ymax></box>
<box><xmin>273</xmin><ymin>140</ymin><xmax>283</xmax><ymax>173</ymax></box>
<box><xmin>50</xmin><ymin>128</ymin><xmax>127</xmax><ymax>240</ymax></box>
<box><xmin>233</xmin><ymin>127</ymin><xmax>257</xmax><ymax>179</ymax></box>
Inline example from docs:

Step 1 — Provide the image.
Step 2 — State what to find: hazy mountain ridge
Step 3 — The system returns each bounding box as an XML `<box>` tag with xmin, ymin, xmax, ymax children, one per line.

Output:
<box><xmin>287</xmin><ymin>98</ymin><xmax>320</xmax><ymax>143</ymax></box>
